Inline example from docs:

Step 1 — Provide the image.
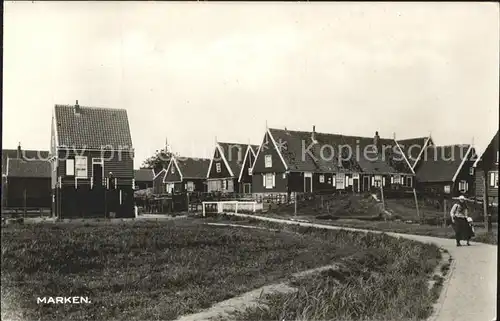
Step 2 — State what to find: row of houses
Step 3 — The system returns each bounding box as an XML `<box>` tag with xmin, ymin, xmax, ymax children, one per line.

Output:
<box><xmin>2</xmin><ymin>101</ymin><xmax>498</xmax><ymax>218</ymax></box>
<box><xmin>147</xmin><ymin>125</ymin><xmax>498</xmax><ymax>205</ymax></box>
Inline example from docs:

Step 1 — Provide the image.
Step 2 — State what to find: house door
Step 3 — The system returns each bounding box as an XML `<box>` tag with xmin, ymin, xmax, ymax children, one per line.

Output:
<box><xmin>304</xmin><ymin>172</ymin><xmax>312</xmax><ymax>193</ymax></box>
<box><xmin>363</xmin><ymin>176</ymin><xmax>370</xmax><ymax>192</ymax></box>
<box><xmin>243</xmin><ymin>183</ymin><xmax>251</xmax><ymax>194</ymax></box>
<box><xmin>353</xmin><ymin>178</ymin><xmax>359</xmax><ymax>193</ymax></box>
<box><xmin>93</xmin><ymin>163</ymin><xmax>103</xmax><ymax>187</ymax></box>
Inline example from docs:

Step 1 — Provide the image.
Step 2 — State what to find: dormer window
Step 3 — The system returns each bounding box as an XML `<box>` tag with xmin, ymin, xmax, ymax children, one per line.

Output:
<box><xmin>469</xmin><ymin>167</ymin><xmax>474</xmax><ymax>176</ymax></box>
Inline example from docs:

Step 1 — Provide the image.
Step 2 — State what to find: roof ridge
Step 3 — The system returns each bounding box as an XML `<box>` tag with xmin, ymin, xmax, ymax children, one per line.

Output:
<box><xmin>55</xmin><ymin>104</ymin><xmax>127</xmax><ymax>112</ymax></box>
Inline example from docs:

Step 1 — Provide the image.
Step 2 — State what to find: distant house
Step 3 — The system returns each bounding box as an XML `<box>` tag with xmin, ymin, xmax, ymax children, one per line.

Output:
<box><xmin>133</xmin><ymin>168</ymin><xmax>154</xmax><ymax>190</ymax></box>
<box><xmin>206</xmin><ymin>142</ymin><xmax>255</xmax><ymax>193</ymax></box>
<box><xmin>2</xmin><ymin>145</ymin><xmax>51</xmax><ymax>209</ymax></box>
<box><xmin>414</xmin><ymin>144</ymin><xmax>477</xmax><ymax>197</ymax></box>
<box><xmin>152</xmin><ymin>169</ymin><xmax>167</xmax><ymax>195</ymax></box>
<box><xmin>238</xmin><ymin>145</ymin><xmax>259</xmax><ymax>193</ymax></box>
<box><xmin>163</xmin><ymin>156</ymin><xmax>210</xmax><ymax>193</ymax></box>
<box><xmin>50</xmin><ymin>101</ymin><xmax>134</xmax><ymax>218</ymax></box>
<box><xmin>250</xmin><ymin>126</ymin><xmax>415</xmax><ymax>195</ymax></box>
<box><xmin>473</xmin><ymin>131</ymin><xmax>499</xmax><ymax>205</ymax></box>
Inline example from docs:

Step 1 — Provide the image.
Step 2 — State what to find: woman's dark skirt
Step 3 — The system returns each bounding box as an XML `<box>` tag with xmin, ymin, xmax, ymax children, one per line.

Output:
<box><xmin>453</xmin><ymin>217</ymin><xmax>474</xmax><ymax>241</ymax></box>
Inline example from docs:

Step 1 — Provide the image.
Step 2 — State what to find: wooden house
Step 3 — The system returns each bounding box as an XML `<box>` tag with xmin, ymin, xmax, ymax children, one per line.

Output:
<box><xmin>2</xmin><ymin>145</ymin><xmax>51</xmax><ymax>209</ymax></box>
<box><xmin>133</xmin><ymin>168</ymin><xmax>154</xmax><ymax>190</ymax></box>
<box><xmin>473</xmin><ymin>131</ymin><xmax>499</xmax><ymax>205</ymax></box>
<box><xmin>414</xmin><ymin>144</ymin><xmax>477</xmax><ymax>197</ymax></box>
<box><xmin>206</xmin><ymin>142</ymin><xmax>256</xmax><ymax>193</ymax></box>
<box><xmin>163</xmin><ymin>156</ymin><xmax>210</xmax><ymax>194</ymax></box>
<box><xmin>49</xmin><ymin>101</ymin><xmax>135</xmax><ymax>218</ymax></box>
<box><xmin>250</xmin><ymin>126</ymin><xmax>416</xmax><ymax>195</ymax></box>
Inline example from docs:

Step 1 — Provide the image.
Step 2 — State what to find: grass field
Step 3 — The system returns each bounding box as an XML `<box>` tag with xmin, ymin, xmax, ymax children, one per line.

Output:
<box><xmin>206</xmin><ymin>215</ymin><xmax>444</xmax><ymax>321</ymax></box>
<box><xmin>2</xmin><ymin>218</ymin><xmax>443</xmax><ymax>321</ymax></box>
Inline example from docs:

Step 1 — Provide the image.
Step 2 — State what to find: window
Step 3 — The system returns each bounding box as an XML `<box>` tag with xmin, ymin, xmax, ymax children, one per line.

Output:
<box><xmin>444</xmin><ymin>185</ymin><xmax>451</xmax><ymax>194</ymax></box>
<box><xmin>374</xmin><ymin>175</ymin><xmax>382</xmax><ymax>188</ymax></box>
<box><xmin>75</xmin><ymin>156</ymin><xmax>88</xmax><ymax>178</ymax></box>
<box><xmin>319</xmin><ymin>175</ymin><xmax>325</xmax><ymax>183</ymax></box>
<box><xmin>265</xmin><ymin>155</ymin><xmax>272</xmax><ymax>168</ymax></box>
<box><xmin>66</xmin><ymin>159</ymin><xmax>75</xmax><ymax>176</ymax></box>
<box><xmin>469</xmin><ymin>167</ymin><xmax>474</xmax><ymax>176</ymax></box>
<box><xmin>393</xmin><ymin>174</ymin><xmax>401</xmax><ymax>184</ymax></box>
<box><xmin>490</xmin><ymin>171</ymin><xmax>499</xmax><ymax>188</ymax></box>
<box><xmin>186</xmin><ymin>181</ymin><xmax>194</xmax><ymax>192</ymax></box>
<box><xmin>248</xmin><ymin>168</ymin><xmax>252</xmax><ymax>176</ymax></box>
<box><xmin>406</xmin><ymin>176</ymin><xmax>413</xmax><ymax>187</ymax></box>
<box><xmin>336</xmin><ymin>174</ymin><xmax>345</xmax><ymax>189</ymax></box>
<box><xmin>459</xmin><ymin>180</ymin><xmax>468</xmax><ymax>192</ymax></box>
<box><xmin>265</xmin><ymin>173</ymin><xmax>274</xmax><ymax>189</ymax></box>
<box><xmin>216</xmin><ymin>163</ymin><xmax>221</xmax><ymax>173</ymax></box>
<box><xmin>222</xmin><ymin>179</ymin><xmax>227</xmax><ymax>190</ymax></box>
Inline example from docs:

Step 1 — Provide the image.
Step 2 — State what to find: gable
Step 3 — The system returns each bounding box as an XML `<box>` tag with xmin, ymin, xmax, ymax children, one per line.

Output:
<box><xmin>207</xmin><ymin>146</ymin><xmax>233</xmax><ymax>179</ymax></box>
<box><xmin>164</xmin><ymin>159</ymin><xmax>182</xmax><ymax>182</ymax></box>
<box><xmin>252</xmin><ymin>132</ymin><xmax>288</xmax><ymax>173</ymax></box>
<box><xmin>416</xmin><ymin>145</ymin><xmax>472</xmax><ymax>183</ymax></box>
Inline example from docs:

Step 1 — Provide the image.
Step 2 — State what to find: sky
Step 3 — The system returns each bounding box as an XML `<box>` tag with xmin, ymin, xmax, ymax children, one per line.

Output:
<box><xmin>3</xmin><ymin>1</ymin><xmax>499</xmax><ymax>168</ymax></box>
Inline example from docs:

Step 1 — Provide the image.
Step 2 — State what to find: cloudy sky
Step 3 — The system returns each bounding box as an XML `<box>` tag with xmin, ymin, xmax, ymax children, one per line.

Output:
<box><xmin>3</xmin><ymin>2</ymin><xmax>499</xmax><ymax>168</ymax></box>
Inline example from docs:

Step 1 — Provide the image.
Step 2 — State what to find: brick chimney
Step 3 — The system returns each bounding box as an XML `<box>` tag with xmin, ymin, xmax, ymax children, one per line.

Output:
<box><xmin>312</xmin><ymin>125</ymin><xmax>317</xmax><ymax>142</ymax></box>
<box><xmin>374</xmin><ymin>131</ymin><xmax>381</xmax><ymax>153</ymax></box>
<box><xmin>17</xmin><ymin>142</ymin><xmax>22</xmax><ymax>159</ymax></box>
<box><xmin>75</xmin><ymin>100</ymin><xmax>81</xmax><ymax>114</ymax></box>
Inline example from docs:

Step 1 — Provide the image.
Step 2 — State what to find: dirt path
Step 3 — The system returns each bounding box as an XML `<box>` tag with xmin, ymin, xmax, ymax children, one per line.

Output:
<box><xmin>222</xmin><ymin>213</ymin><xmax>497</xmax><ymax>321</ymax></box>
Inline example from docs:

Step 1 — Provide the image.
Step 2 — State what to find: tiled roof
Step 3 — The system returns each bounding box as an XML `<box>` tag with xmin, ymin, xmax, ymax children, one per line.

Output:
<box><xmin>268</xmin><ymin>128</ymin><xmax>413</xmax><ymax>175</ymax></box>
<box><xmin>218</xmin><ymin>142</ymin><xmax>249</xmax><ymax>177</ymax></box>
<box><xmin>6</xmin><ymin>158</ymin><xmax>51</xmax><ymax>178</ymax></box>
<box><xmin>54</xmin><ymin>104</ymin><xmax>133</xmax><ymax>150</ymax></box>
<box><xmin>175</xmin><ymin>157</ymin><xmax>211</xmax><ymax>179</ymax></box>
<box><xmin>416</xmin><ymin>145</ymin><xmax>473</xmax><ymax>183</ymax></box>
<box><xmin>397</xmin><ymin>137</ymin><xmax>430</xmax><ymax>167</ymax></box>
<box><xmin>134</xmin><ymin>168</ymin><xmax>154</xmax><ymax>182</ymax></box>
<box><xmin>2</xmin><ymin>149</ymin><xmax>50</xmax><ymax>175</ymax></box>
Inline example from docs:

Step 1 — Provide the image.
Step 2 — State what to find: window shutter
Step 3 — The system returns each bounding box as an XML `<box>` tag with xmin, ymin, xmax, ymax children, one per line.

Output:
<box><xmin>332</xmin><ymin>176</ymin><xmax>336</xmax><ymax>186</ymax></box>
<box><xmin>490</xmin><ymin>172</ymin><xmax>495</xmax><ymax>187</ymax></box>
<box><xmin>383</xmin><ymin>177</ymin><xmax>386</xmax><ymax>186</ymax></box>
<box><xmin>262</xmin><ymin>174</ymin><xmax>265</xmax><ymax>187</ymax></box>
<box><xmin>371</xmin><ymin>176</ymin><xmax>374</xmax><ymax>186</ymax></box>
<box><xmin>466</xmin><ymin>182</ymin><xmax>469</xmax><ymax>191</ymax></box>
<box><xmin>391</xmin><ymin>176</ymin><xmax>394</xmax><ymax>184</ymax></box>
<box><xmin>66</xmin><ymin>159</ymin><xmax>75</xmax><ymax>176</ymax></box>
<box><xmin>272</xmin><ymin>173</ymin><xmax>275</xmax><ymax>187</ymax></box>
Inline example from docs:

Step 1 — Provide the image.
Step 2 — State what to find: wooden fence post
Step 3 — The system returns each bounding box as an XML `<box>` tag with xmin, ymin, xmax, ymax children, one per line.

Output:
<box><xmin>443</xmin><ymin>199</ymin><xmax>447</xmax><ymax>228</ymax></box>
<box><xmin>413</xmin><ymin>188</ymin><xmax>420</xmax><ymax>223</ymax></box>
<box><xmin>186</xmin><ymin>193</ymin><xmax>190</xmax><ymax>212</ymax></box>
<box><xmin>483</xmin><ymin>174</ymin><xmax>492</xmax><ymax>232</ymax></box>
<box><xmin>294</xmin><ymin>193</ymin><xmax>298</xmax><ymax>216</ymax></box>
<box><xmin>380</xmin><ymin>185</ymin><xmax>385</xmax><ymax>211</ymax></box>
<box><xmin>23</xmin><ymin>189</ymin><xmax>27</xmax><ymax>219</ymax></box>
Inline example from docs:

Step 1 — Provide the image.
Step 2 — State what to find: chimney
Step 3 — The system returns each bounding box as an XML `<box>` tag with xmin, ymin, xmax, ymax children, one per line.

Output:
<box><xmin>312</xmin><ymin>125</ymin><xmax>316</xmax><ymax>142</ymax></box>
<box><xmin>17</xmin><ymin>142</ymin><xmax>22</xmax><ymax>159</ymax></box>
<box><xmin>75</xmin><ymin>100</ymin><xmax>80</xmax><ymax>114</ymax></box>
<box><xmin>374</xmin><ymin>131</ymin><xmax>381</xmax><ymax>153</ymax></box>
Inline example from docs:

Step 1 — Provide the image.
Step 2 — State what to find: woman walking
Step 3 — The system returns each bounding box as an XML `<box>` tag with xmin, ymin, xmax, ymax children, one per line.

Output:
<box><xmin>450</xmin><ymin>195</ymin><xmax>473</xmax><ymax>246</ymax></box>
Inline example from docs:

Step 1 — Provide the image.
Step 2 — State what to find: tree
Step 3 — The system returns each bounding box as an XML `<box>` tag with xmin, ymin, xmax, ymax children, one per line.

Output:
<box><xmin>141</xmin><ymin>148</ymin><xmax>172</xmax><ymax>174</ymax></box>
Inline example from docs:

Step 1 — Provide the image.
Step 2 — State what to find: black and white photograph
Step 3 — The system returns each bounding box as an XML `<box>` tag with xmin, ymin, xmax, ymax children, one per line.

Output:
<box><xmin>1</xmin><ymin>2</ymin><xmax>498</xmax><ymax>321</ymax></box>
